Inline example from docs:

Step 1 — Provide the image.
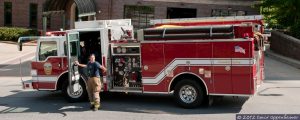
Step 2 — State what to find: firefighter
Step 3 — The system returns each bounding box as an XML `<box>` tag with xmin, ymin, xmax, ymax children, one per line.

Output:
<box><xmin>75</xmin><ymin>54</ymin><xmax>107</xmax><ymax>111</ymax></box>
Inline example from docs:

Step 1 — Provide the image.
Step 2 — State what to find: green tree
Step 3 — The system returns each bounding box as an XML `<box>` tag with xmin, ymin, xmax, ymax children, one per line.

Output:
<box><xmin>258</xmin><ymin>0</ymin><xmax>300</xmax><ymax>38</ymax></box>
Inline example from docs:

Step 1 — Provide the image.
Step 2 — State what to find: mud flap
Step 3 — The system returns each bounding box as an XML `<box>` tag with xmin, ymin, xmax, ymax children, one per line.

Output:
<box><xmin>22</xmin><ymin>80</ymin><xmax>33</xmax><ymax>89</ymax></box>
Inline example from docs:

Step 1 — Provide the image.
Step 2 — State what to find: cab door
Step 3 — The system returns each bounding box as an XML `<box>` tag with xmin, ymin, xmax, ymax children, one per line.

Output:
<box><xmin>66</xmin><ymin>32</ymin><xmax>81</xmax><ymax>93</ymax></box>
<box><xmin>34</xmin><ymin>37</ymin><xmax>63</xmax><ymax>90</ymax></box>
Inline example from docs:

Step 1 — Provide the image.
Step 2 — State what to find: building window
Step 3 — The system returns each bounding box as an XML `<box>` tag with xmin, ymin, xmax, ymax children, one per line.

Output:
<box><xmin>29</xmin><ymin>3</ymin><xmax>38</xmax><ymax>28</ymax></box>
<box><xmin>237</xmin><ymin>11</ymin><xmax>247</xmax><ymax>16</ymax></box>
<box><xmin>124</xmin><ymin>5</ymin><xmax>154</xmax><ymax>30</ymax></box>
<box><xmin>211</xmin><ymin>9</ymin><xmax>247</xmax><ymax>17</ymax></box>
<box><xmin>4</xmin><ymin>2</ymin><xmax>12</xmax><ymax>26</ymax></box>
<box><xmin>167</xmin><ymin>7</ymin><xmax>197</xmax><ymax>19</ymax></box>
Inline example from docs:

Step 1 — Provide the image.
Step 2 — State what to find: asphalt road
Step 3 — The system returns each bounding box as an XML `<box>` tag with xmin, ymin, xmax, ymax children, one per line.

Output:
<box><xmin>0</xmin><ymin>43</ymin><xmax>300</xmax><ymax>120</ymax></box>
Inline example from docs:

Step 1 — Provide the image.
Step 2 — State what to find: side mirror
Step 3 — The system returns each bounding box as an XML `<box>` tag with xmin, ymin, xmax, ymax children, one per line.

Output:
<box><xmin>18</xmin><ymin>41</ymin><xmax>23</xmax><ymax>51</ymax></box>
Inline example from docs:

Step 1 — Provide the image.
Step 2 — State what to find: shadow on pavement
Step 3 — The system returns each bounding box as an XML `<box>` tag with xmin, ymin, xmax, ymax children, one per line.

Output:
<box><xmin>100</xmin><ymin>92</ymin><xmax>248</xmax><ymax>114</ymax></box>
<box><xmin>0</xmin><ymin>91</ymin><xmax>87</xmax><ymax>117</ymax></box>
<box><xmin>0</xmin><ymin>90</ymin><xmax>248</xmax><ymax>115</ymax></box>
<box><xmin>0</xmin><ymin>59</ymin><xmax>249</xmax><ymax>115</ymax></box>
<box><xmin>257</xmin><ymin>86</ymin><xmax>300</xmax><ymax>97</ymax></box>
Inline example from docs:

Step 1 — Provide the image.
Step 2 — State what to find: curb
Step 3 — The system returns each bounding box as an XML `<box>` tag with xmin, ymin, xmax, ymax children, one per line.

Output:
<box><xmin>0</xmin><ymin>41</ymin><xmax>17</xmax><ymax>44</ymax></box>
<box><xmin>265</xmin><ymin>49</ymin><xmax>300</xmax><ymax>69</ymax></box>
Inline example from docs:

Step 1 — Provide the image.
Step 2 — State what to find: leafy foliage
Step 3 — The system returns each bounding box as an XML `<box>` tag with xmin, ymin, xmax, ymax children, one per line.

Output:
<box><xmin>0</xmin><ymin>27</ymin><xmax>39</xmax><ymax>41</ymax></box>
<box><xmin>290</xmin><ymin>22</ymin><xmax>300</xmax><ymax>39</ymax></box>
<box><xmin>257</xmin><ymin>0</ymin><xmax>300</xmax><ymax>39</ymax></box>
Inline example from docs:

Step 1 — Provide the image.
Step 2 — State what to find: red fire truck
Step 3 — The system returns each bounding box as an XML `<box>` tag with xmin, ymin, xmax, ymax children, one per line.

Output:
<box><xmin>18</xmin><ymin>15</ymin><xmax>265</xmax><ymax>108</ymax></box>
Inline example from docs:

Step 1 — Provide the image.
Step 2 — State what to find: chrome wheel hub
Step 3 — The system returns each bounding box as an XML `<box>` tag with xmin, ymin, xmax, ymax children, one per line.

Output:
<box><xmin>179</xmin><ymin>85</ymin><xmax>197</xmax><ymax>104</ymax></box>
<box><xmin>67</xmin><ymin>84</ymin><xmax>83</xmax><ymax>98</ymax></box>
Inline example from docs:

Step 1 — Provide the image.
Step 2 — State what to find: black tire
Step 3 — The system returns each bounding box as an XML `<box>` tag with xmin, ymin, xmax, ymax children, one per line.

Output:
<box><xmin>174</xmin><ymin>79</ymin><xmax>205</xmax><ymax>108</ymax></box>
<box><xmin>62</xmin><ymin>80</ymin><xmax>87</xmax><ymax>103</ymax></box>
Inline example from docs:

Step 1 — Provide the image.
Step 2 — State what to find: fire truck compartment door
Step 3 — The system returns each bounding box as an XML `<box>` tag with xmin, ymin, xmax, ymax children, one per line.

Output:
<box><xmin>212</xmin><ymin>42</ymin><xmax>233</xmax><ymax>94</ymax></box>
<box><xmin>231</xmin><ymin>41</ymin><xmax>252</xmax><ymax>94</ymax></box>
<box><xmin>141</xmin><ymin>43</ymin><xmax>165</xmax><ymax>86</ymax></box>
<box><xmin>66</xmin><ymin>32</ymin><xmax>81</xmax><ymax>92</ymax></box>
<box><xmin>212</xmin><ymin>41</ymin><xmax>253</xmax><ymax>94</ymax></box>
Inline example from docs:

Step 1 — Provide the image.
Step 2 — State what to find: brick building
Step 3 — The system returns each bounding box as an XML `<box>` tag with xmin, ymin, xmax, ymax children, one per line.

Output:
<box><xmin>0</xmin><ymin>0</ymin><xmax>260</xmax><ymax>31</ymax></box>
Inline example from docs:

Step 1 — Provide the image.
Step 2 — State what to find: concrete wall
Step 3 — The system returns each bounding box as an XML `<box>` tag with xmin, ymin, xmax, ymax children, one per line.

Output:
<box><xmin>270</xmin><ymin>31</ymin><xmax>300</xmax><ymax>61</ymax></box>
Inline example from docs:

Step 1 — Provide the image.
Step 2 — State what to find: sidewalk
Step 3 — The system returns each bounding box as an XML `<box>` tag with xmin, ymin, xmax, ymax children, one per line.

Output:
<box><xmin>0</xmin><ymin>43</ymin><xmax>36</xmax><ymax>65</ymax></box>
<box><xmin>265</xmin><ymin>44</ymin><xmax>300</xmax><ymax>69</ymax></box>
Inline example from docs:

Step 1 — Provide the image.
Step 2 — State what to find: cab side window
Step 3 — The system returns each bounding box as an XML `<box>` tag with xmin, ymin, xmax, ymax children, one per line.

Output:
<box><xmin>39</xmin><ymin>41</ymin><xmax>58</xmax><ymax>61</ymax></box>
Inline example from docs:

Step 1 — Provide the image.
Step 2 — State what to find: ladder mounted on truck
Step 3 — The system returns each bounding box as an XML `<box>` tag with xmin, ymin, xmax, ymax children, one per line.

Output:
<box><xmin>150</xmin><ymin>15</ymin><xmax>263</xmax><ymax>27</ymax></box>
<box><xmin>138</xmin><ymin>15</ymin><xmax>264</xmax><ymax>41</ymax></box>
<box><xmin>138</xmin><ymin>25</ymin><xmax>235</xmax><ymax>40</ymax></box>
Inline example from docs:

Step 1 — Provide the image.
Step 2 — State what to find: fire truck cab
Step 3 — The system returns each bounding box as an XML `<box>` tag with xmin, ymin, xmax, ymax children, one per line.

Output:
<box><xmin>19</xmin><ymin>15</ymin><xmax>265</xmax><ymax>108</ymax></box>
<box><xmin>20</xmin><ymin>19</ymin><xmax>135</xmax><ymax>102</ymax></box>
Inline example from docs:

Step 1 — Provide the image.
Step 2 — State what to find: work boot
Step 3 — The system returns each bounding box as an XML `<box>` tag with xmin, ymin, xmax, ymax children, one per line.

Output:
<box><xmin>93</xmin><ymin>103</ymin><xmax>100</xmax><ymax>111</ymax></box>
<box><xmin>93</xmin><ymin>107</ymin><xmax>98</xmax><ymax>111</ymax></box>
<box><xmin>90</xmin><ymin>102</ymin><xmax>95</xmax><ymax>110</ymax></box>
<box><xmin>90</xmin><ymin>105</ymin><xmax>95</xmax><ymax>110</ymax></box>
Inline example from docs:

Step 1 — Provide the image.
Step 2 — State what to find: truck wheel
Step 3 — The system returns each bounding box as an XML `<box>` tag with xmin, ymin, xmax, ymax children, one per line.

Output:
<box><xmin>62</xmin><ymin>80</ymin><xmax>87</xmax><ymax>103</ymax></box>
<box><xmin>174</xmin><ymin>79</ymin><xmax>205</xmax><ymax>108</ymax></box>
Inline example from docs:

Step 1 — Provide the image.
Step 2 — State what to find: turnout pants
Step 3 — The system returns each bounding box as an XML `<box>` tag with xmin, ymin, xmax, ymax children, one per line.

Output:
<box><xmin>87</xmin><ymin>77</ymin><xmax>102</xmax><ymax>108</ymax></box>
